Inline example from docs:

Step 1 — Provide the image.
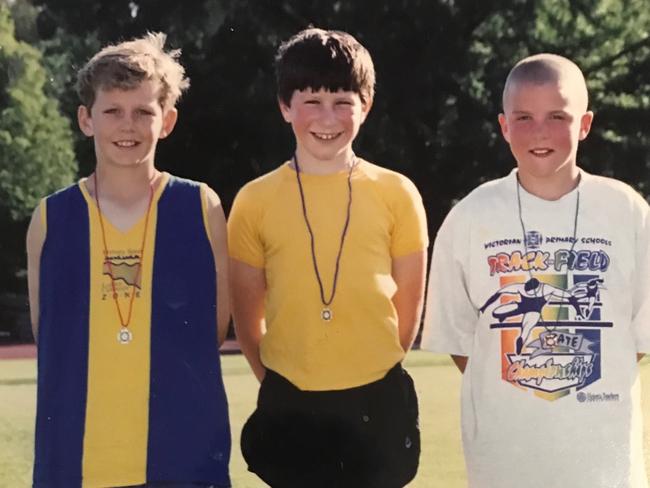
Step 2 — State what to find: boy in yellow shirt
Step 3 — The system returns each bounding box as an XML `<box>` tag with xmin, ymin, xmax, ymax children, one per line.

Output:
<box><xmin>228</xmin><ymin>28</ymin><xmax>428</xmax><ymax>488</ymax></box>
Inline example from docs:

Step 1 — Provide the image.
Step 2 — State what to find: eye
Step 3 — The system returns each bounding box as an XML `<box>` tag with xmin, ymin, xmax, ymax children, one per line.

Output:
<box><xmin>304</xmin><ymin>99</ymin><xmax>320</xmax><ymax>105</ymax></box>
<box><xmin>515</xmin><ymin>114</ymin><xmax>531</xmax><ymax>121</ymax></box>
<box><xmin>103</xmin><ymin>108</ymin><xmax>119</xmax><ymax>115</ymax></box>
<box><xmin>336</xmin><ymin>100</ymin><xmax>354</xmax><ymax>106</ymax></box>
<box><xmin>137</xmin><ymin>108</ymin><xmax>155</xmax><ymax>116</ymax></box>
<box><xmin>550</xmin><ymin>113</ymin><xmax>566</xmax><ymax>121</ymax></box>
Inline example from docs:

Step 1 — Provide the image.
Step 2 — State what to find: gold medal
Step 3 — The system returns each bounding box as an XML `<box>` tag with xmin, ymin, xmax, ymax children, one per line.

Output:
<box><xmin>118</xmin><ymin>327</ymin><xmax>133</xmax><ymax>344</ymax></box>
<box><xmin>321</xmin><ymin>308</ymin><xmax>333</xmax><ymax>321</ymax></box>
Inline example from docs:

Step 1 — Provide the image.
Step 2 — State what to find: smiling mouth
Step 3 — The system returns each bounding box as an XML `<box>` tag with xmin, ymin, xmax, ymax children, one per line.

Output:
<box><xmin>311</xmin><ymin>132</ymin><xmax>342</xmax><ymax>141</ymax></box>
<box><xmin>529</xmin><ymin>148</ymin><xmax>554</xmax><ymax>157</ymax></box>
<box><xmin>113</xmin><ymin>140</ymin><xmax>139</xmax><ymax>148</ymax></box>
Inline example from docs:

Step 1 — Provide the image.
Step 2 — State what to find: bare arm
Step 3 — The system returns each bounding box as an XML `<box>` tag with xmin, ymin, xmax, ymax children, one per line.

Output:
<box><xmin>230</xmin><ymin>258</ymin><xmax>267</xmax><ymax>381</ymax></box>
<box><xmin>451</xmin><ymin>355</ymin><xmax>467</xmax><ymax>373</ymax></box>
<box><xmin>547</xmin><ymin>284</ymin><xmax>573</xmax><ymax>299</ymax></box>
<box><xmin>480</xmin><ymin>284</ymin><xmax>519</xmax><ymax>312</ymax></box>
<box><xmin>205</xmin><ymin>187</ymin><xmax>231</xmax><ymax>346</ymax></box>
<box><xmin>545</xmin><ymin>284</ymin><xmax>583</xmax><ymax>317</ymax></box>
<box><xmin>26</xmin><ymin>204</ymin><xmax>46</xmax><ymax>342</ymax></box>
<box><xmin>392</xmin><ymin>250</ymin><xmax>427</xmax><ymax>352</ymax></box>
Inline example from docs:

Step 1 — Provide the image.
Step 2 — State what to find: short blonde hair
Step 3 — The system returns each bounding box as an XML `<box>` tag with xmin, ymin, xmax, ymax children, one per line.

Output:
<box><xmin>503</xmin><ymin>53</ymin><xmax>589</xmax><ymax>112</ymax></box>
<box><xmin>76</xmin><ymin>32</ymin><xmax>190</xmax><ymax>110</ymax></box>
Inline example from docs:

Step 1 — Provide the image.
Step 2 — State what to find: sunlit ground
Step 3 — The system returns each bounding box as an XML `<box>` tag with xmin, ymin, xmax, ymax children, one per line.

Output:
<box><xmin>1</xmin><ymin>352</ymin><xmax>649</xmax><ymax>487</ymax></box>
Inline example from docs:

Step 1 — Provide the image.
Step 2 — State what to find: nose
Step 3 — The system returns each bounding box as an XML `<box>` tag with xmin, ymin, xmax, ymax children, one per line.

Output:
<box><xmin>118</xmin><ymin>113</ymin><xmax>137</xmax><ymax>131</ymax></box>
<box><xmin>319</xmin><ymin>104</ymin><xmax>337</xmax><ymax>126</ymax></box>
<box><xmin>532</xmin><ymin>120</ymin><xmax>549</xmax><ymax>139</ymax></box>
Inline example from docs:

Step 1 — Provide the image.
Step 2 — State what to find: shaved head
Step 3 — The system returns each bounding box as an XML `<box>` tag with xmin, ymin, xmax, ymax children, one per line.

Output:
<box><xmin>502</xmin><ymin>53</ymin><xmax>589</xmax><ymax>112</ymax></box>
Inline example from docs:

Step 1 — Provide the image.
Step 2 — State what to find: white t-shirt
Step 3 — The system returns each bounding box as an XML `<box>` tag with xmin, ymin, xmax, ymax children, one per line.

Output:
<box><xmin>422</xmin><ymin>169</ymin><xmax>650</xmax><ymax>488</ymax></box>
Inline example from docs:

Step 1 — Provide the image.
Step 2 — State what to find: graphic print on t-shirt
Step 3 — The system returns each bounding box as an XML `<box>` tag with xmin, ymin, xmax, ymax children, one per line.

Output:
<box><xmin>101</xmin><ymin>249</ymin><xmax>143</xmax><ymax>300</ymax></box>
<box><xmin>481</xmin><ymin>230</ymin><xmax>612</xmax><ymax>401</ymax></box>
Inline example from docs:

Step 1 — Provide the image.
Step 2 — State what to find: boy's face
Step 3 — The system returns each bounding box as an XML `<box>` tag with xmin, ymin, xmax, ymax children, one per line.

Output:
<box><xmin>279</xmin><ymin>88</ymin><xmax>371</xmax><ymax>166</ymax></box>
<box><xmin>77</xmin><ymin>79</ymin><xmax>177</xmax><ymax>170</ymax></box>
<box><xmin>498</xmin><ymin>80</ymin><xmax>593</xmax><ymax>183</ymax></box>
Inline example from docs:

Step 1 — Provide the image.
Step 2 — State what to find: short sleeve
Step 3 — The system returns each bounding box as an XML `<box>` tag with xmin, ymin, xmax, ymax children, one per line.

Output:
<box><xmin>227</xmin><ymin>185</ymin><xmax>265</xmax><ymax>268</ymax></box>
<box><xmin>421</xmin><ymin>202</ymin><xmax>479</xmax><ymax>355</ymax></box>
<box><xmin>389</xmin><ymin>177</ymin><xmax>429</xmax><ymax>257</ymax></box>
<box><xmin>632</xmin><ymin>198</ymin><xmax>650</xmax><ymax>352</ymax></box>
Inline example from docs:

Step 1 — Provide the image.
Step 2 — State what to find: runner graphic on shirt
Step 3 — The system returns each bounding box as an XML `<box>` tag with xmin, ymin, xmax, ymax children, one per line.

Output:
<box><xmin>479</xmin><ymin>277</ymin><xmax>582</xmax><ymax>354</ymax></box>
<box><xmin>481</xmin><ymin>260</ymin><xmax>612</xmax><ymax>401</ymax></box>
<box><xmin>571</xmin><ymin>278</ymin><xmax>605</xmax><ymax>320</ymax></box>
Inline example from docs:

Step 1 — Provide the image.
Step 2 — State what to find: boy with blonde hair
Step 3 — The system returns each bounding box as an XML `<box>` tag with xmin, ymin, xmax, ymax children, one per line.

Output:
<box><xmin>27</xmin><ymin>33</ymin><xmax>231</xmax><ymax>488</ymax></box>
<box><xmin>422</xmin><ymin>53</ymin><xmax>650</xmax><ymax>487</ymax></box>
<box><xmin>228</xmin><ymin>28</ymin><xmax>428</xmax><ymax>487</ymax></box>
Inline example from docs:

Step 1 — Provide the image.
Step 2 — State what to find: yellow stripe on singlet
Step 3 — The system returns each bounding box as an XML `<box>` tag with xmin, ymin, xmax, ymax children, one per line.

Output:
<box><xmin>78</xmin><ymin>174</ymin><xmax>168</xmax><ymax>487</ymax></box>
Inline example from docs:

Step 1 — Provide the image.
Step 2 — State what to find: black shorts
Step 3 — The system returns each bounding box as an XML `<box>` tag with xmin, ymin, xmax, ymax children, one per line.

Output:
<box><xmin>241</xmin><ymin>363</ymin><xmax>420</xmax><ymax>488</ymax></box>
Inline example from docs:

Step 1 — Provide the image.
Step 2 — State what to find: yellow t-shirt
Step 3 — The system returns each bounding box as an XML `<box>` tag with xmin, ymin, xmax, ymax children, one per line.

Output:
<box><xmin>228</xmin><ymin>159</ymin><xmax>428</xmax><ymax>390</ymax></box>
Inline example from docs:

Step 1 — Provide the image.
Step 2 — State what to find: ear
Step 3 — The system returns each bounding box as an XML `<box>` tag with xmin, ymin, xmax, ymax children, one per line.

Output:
<box><xmin>159</xmin><ymin>108</ymin><xmax>178</xmax><ymax>139</ymax></box>
<box><xmin>77</xmin><ymin>105</ymin><xmax>94</xmax><ymax>137</ymax></box>
<box><xmin>497</xmin><ymin>113</ymin><xmax>510</xmax><ymax>143</ymax></box>
<box><xmin>578</xmin><ymin>111</ymin><xmax>594</xmax><ymax>141</ymax></box>
<box><xmin>360</xmin><ymin>97</ymin><xmax>373</xmax><ymax>124</ymax></box>
<box><xmin>278</xmin><ymin>98</ymin><xmax>293</xmax><ymax>123</ymax></box>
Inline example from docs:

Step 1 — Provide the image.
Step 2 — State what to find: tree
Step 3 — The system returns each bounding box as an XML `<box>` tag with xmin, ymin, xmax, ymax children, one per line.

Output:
<box><xmin>0</xmin><ymin>2</ymin><xmax>76</xmax><ymax>290</ymax></box>
<box><xmin>460</xmin><ymin>0</ymin><xmax>650</xmax><ymax>196</ymax></box>
<box><xmin>19</xmin><ymin>0</ymin><xmax>650</xmax><ymax>233</ymax></box>
<box><xmin>0</xmin><ymin>3</ymin><xmax>76</xmax><ymax>221</ymax></box>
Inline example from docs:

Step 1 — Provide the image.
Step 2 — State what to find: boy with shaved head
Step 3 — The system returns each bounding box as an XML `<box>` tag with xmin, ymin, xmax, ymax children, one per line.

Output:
<box><xmin>422</xmin><ymin>53</ymin><xmax>650</xmax><ymax>487</ymax></box>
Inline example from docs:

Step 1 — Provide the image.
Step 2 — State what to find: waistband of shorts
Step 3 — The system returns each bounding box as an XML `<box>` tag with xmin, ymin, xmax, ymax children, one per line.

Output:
<box><xmin>264</xmin><ymin>362</ymin><xmax>404</xmax><ymax>395</ymax></box>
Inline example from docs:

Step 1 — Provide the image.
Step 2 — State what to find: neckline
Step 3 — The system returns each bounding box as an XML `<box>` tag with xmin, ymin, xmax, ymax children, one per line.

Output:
<box><xmin>78</xmin><ymin>172</ymin><xmax>170</xmax><ymax>235</ymax></box>
<box><xmin>509</xmin><ymin>168</ymin><xmax>587</xmax><ymax>209</ymax></box>
<box><xmin>282</xmin><ymin>159</ymin><xmax>364</xmax><ymax>181</ymax></box>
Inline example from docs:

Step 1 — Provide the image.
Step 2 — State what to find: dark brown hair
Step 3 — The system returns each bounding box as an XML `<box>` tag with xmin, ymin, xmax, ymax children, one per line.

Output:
<box><xmin>276</xmin><ymin>28</ymin><xmax>375</xmax><ymax>106</ymax></box>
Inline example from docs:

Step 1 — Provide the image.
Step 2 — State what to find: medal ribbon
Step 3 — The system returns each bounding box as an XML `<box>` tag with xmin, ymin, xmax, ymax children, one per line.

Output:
<box><xmin>94</xmin><ymin>172</ymin><xmax>155</xmax><ymax>332</ymax></box>
<box><xmin>293</xmin><ymin>155</ymin><xmax>355</xmax><ymax>317</ymax></box>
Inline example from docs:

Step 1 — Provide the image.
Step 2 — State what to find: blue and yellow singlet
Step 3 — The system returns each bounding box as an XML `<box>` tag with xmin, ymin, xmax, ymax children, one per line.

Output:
<box><xmin>34</xmin><ymin>174</ymin><xmax>230</xmax><ymax>488</ymax></box>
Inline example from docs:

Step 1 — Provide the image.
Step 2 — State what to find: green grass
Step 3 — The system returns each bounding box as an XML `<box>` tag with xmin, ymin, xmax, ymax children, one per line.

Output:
<box><xmin>2</xmin><ymin>353</ymin><xmax>649</xmax><ymax>487</ymax></box>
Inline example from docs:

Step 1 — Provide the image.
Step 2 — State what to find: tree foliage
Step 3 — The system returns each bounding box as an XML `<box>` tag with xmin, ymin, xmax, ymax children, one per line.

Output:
<box><xmin>0</xmin><ymin>2</ymin><xmax>76</xmax><ymax>222</ymax></box>
<box><xmin>463</xmin><ymin>0</ymin><xmax>650</xmax><ymax>195</ymax></box>
<box><xmin>0</xmin><ymin>2</ymin><xmax>76</xmax><ymax>291</ymax></box>
<box><xmin>1</xmin><ymin>0</ymin><xmax>648</xmax><ymax>294</ymax></box>
<box><xmin>30</xmin><ymin>1</ymin><xmax>650</xmax><ymax>220</ymax></box>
